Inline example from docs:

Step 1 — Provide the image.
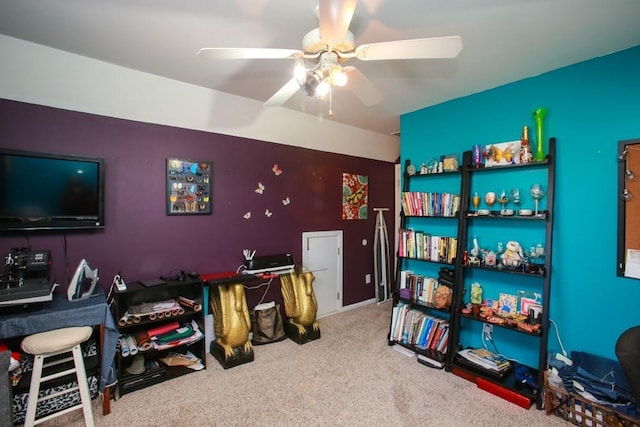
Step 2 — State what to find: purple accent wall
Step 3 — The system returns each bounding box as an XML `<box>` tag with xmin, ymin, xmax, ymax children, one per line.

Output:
<box><xmin>0</xmin><ymin>99</ymin><xmax>395</xmax><ymax>307</ymax></box>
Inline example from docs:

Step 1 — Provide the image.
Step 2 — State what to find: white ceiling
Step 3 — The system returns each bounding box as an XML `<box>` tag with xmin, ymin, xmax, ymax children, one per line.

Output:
<box><xmin>1</xmin><ymin>0</ymin><xmax>639</xmax><ymax>136</ymax></box>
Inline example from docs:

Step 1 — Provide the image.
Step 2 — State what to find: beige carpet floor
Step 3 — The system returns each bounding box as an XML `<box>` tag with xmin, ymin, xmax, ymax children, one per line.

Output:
<box><xmin>39</xmin><ymin>301</ymin><xmax>568</xmax><ymax>426</ymax></box>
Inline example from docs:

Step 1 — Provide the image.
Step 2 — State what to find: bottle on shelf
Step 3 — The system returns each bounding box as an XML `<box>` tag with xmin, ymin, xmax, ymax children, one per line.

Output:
<box><xmin>520</xmin><ymin>125</ymin><xmax>533</xmax><ymax>164</ymax></box>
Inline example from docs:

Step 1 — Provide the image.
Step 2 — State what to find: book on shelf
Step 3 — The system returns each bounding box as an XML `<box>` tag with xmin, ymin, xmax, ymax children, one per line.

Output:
<box><xmin>401</xmin><ymin>192</ymin><xmax>460</xmax><ymax>217</ymax></box>
<box><xmin>429</xmin><ymin>323</ymin><xmax>447</xmax><ymax>350</ymax></box>
<box><xmin>390</xmin><ymin>304</ymin><xmax>449</xmax><ymax>352</ymax></box>
<box><xmin>397</xmin><ymin>229</ymin><xmax>457</xmax><ymax>263</ymax></box>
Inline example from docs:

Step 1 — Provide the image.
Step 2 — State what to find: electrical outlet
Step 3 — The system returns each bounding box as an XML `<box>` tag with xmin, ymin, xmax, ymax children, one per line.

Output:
<box><xmin>365</xmin><ymin>274</ymin><xmax>371</xmax><ymax>284</ymax></box>
<box><xmin>483</xmin><ymin>323</ymin><xmax>493</xmax><ymax>340</ymax></box>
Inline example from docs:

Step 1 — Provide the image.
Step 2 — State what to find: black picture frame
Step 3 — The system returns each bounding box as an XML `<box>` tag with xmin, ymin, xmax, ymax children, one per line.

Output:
<box><xmin>166</xmin><ymin>158</ymin><xmax>212</xmax><ymax>215</ymax></box>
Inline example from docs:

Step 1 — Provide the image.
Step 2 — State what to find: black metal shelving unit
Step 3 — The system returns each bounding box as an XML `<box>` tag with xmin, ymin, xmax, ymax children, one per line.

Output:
<box><xmin>388</xmin><ymin>160</ymin><xmax>464</xmax><ymax>371</ymax></box>
<box><xmin>449</xmin><ymin>138</ymin><xmax>556</xmax><ymax>409</ymax></box>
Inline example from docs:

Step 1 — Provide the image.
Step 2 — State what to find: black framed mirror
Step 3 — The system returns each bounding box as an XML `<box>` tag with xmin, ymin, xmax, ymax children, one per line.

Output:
<box><xmin>617</xmin><ymin>138</ymin><xmax>640</xmax><ymax>279</ymax></box>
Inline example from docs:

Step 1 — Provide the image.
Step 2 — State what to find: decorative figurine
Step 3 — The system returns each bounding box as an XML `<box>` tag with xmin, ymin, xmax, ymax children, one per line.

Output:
<box><xmin>210</xmin><ymin>283</ymin><xmax>254</xmax><ymax>368</ymax></box>
<box><xmin>470</xmin><ymin>282</ymin><xmax>483</xmax><ymax>305</ymax></box>
<box><xmin>280</xmin><ymin>270</ymin><xmax>321</xmax><ymax>344</ymax></box>
<box><xmin>483</xmin><ymin>250</ymin><xmax>497</xmax><ymax>267</ymax></box>
<box><xmin>500</xmin><ymin>241</ymin><xmax>524</xmax><ymax>269</ymax></box>
<box><xmin>468</xmin><ymin>237</ymin><xmax>481</xmax><ymax>266</ymax></box>
<box><xmin>433</xmin><ymin>285</ymin><xmax>452</xmax><ymax>310</ymax></box>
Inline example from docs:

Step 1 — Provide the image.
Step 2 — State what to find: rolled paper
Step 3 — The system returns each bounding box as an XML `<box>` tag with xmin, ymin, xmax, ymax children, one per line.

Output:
<box><xmin>119</xmin><ymin>336</ymin><xmax>130</xmax><ymax>357</ymax></box>
<box><xmin>157</xmin><ymin>311</ymin><xmax>165</xmax><ymax>319</ymax></box>
<box><xmin>126</xmin><ymin>317</ymin><xmax>134</xmax><ymax>325</ymax></box>
<box><xmin>119</xmin><ymin>315</ymin><xmax>128</xmax><ymax>327</ymax></box>
<box><xmin>134</xmin><ymin>330</ymin><xmax>153</xmax><ymax>351</ymax></box>
<box><xmin>177</xmin><ymin>307</ymin><xmax>186</xmax><ymax>315</ymax></box>
<box><xmin>133</xmin><ymin>315</ymin><xmax>141</xmax><ymax>324</ymax></box>
<box><xmin>171</xmin><ymin>308</ymin><xmax>181</xmax><ymax>316</ymax></box>
<box><xmin>149</xmin><ymin>313</ymin><xmax>157</xmax><ymax>321</ymax></box>
<box><xmin>146</xmin><ymin>321</ymin><xmax>180</xmax><ymax>338</ymax></box>
<box><xmin>127</xmin><ymin>335</ymin><xmax>138</xmax><ymax>355</ymax></box>
<box><xmin>178</xmin><ymin>296</ymin><xmax>203</xmax><ymax>312</ymax></box>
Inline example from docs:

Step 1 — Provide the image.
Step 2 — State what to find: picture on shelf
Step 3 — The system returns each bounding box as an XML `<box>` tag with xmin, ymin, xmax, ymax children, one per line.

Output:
<box><xmin>498</xmin><ymin>293</ymin><xmax>518</xmax><ymax>314</ymax></box>
<box><xmin>483</xmin><ymin>140</ymin><xmax>521</xmax><ymax>167</ymax></box>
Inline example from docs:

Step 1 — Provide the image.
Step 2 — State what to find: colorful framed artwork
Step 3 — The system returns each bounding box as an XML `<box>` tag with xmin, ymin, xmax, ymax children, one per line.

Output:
<box><xmin>166</xmin><ymin>158</ymin><xmax>212</xmax><ymax>215</ymax></box>
<box><xmin>342</xmin><ymin>173</ymin><xmax>368</xmax><ymax>220</ymax></box>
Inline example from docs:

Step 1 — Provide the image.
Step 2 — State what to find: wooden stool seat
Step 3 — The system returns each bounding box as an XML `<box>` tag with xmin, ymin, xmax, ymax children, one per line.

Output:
<box><xmin>20</xmin><ymin>326</ymin><xmax>94</xmax><ymax>427</ymax></box>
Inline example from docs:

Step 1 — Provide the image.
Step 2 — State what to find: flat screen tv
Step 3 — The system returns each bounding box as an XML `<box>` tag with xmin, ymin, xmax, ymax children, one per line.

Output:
<box><xmin>0</xmin><ymin>148</ymin><xmax>105</xmax><ymax>231</ymax></box>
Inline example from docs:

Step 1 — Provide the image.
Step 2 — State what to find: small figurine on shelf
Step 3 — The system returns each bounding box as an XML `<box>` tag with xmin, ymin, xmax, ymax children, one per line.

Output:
<box><xmin>468</xmin><ymin>237</ymin><xmax>481</xmax><ymax>266</ymax></box>
<box><xmin>470</xmin><ymin>282</ymin><xmax>483</xmax><ymax>315</ymax></box>
<box><xmin>500</xmin><ymin>240</ymin><xmax>524</xmax><ymax>269</ymax></box>
<box><xmin>470</xmin><ymin>282</ymin><xmax>483</xmax><ymax>305</ymax></box>
<box><xmin>525</xmin><ymin>244</ymin><xmax>545</xmax><ymax>275</ymax></box>
<box><xmin>483</xmin><ymin>250</ymin><xmax>497</xmax><ymax>267</ymax></box>
<box><xmin>420</xmin><ymin>163</ymin><xmax>428</xmax><ymax>175</ymax></box>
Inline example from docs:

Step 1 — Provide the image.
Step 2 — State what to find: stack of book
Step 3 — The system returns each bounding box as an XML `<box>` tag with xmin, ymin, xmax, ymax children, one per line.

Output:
<box><xmin>390</xmin><ymin>303</ymin><xmax>449</xmax><ymax>354</ymax></box>
<box><xmin>456</xmin><ymin>348</ymin><xmax>512</xmax><ymax>378</ymax></box>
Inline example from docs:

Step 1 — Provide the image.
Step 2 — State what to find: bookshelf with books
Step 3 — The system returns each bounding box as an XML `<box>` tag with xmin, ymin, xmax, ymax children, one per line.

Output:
<box><xmin>389</xmin><ymin>158</ymin><xmax>462</xmax><ymax>370</ymax></box>
<box><xmin>449</xmin><ymin>138</ymin><xmax>556</xmax><ymax>409</ymax></box>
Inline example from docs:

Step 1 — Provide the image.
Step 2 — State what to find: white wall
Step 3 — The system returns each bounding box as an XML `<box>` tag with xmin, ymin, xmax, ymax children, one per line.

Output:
<box><xmin>0</xmin><ymin>35</ymin><xmax>399</xmax><ymax>162</ymax></box>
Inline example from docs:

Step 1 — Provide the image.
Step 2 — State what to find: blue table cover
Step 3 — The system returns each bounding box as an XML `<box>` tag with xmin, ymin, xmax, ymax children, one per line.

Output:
<box><xmin>0</xmin><ymin>290</ymin><xmax>117</xmax><ymax>391</ymax></box>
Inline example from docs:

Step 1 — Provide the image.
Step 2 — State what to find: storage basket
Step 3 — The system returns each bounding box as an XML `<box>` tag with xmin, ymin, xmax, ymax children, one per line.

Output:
<box><xmin>545</xmin><ymin>371</ymin><xmax>639</xmax><ymax>427</ymax></box>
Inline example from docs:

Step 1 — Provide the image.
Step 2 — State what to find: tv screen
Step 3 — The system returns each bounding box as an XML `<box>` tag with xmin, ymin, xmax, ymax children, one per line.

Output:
<box><xmin>0</xmin><ymin>149</ymin><xmax>105</xmax><ymax>231</ymax></box>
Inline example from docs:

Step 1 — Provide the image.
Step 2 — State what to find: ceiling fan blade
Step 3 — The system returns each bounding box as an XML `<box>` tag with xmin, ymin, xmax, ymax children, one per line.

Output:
<box><xmin>343</xmin><ymin>66</ymin><xmax>382</xmax><ymax>107</ymax></box>
<box><xmin>264</xmin><ymin>78</ymin><xmax>301</xmax><ymax>107</ymax></box>
<box><xmin>355</xmin><ymin>36</ymin><xmax>463</xmax><ymax>61</ymax></box>
<box><xmin>197</xmin><ymin>47</ymin><xmax>303</xmax><ymax>60</ymax></box>
<box><xmin>319</xmin><ymin>0</ymin><xmax>357</xmax><ymax>42</ymax></box>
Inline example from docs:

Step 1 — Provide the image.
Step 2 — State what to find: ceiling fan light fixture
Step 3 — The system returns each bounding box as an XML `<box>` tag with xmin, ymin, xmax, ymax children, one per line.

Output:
<box><xmin>294</xmin><ymin>59</ymin><xmax>307</xmax><ymax>85</ymax></box>
<box><xmin>315</xmin><ymin>79</ymin><xmax>331</xmax><ymax>99</ymax></box>
<box><xmin>330</xmin><ymin>65</ymin><xmax>348</xmax><ymax>87</ymax></box>
<box><xmin>302</xmin><ymin>69</ymin><xmax>323</xmax><ymax>96</ymax></box>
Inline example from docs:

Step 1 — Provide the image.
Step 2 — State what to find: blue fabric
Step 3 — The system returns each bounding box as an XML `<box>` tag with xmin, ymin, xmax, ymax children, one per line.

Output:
<box><xmin>0</xmin><ymin>290</ymin><xmax>117</xmax><ymax>391</ymax></box>
<box><xmin>555</xmin><ymin>351</ymin><xmax>640</xmax><ymax>419</ymax></box>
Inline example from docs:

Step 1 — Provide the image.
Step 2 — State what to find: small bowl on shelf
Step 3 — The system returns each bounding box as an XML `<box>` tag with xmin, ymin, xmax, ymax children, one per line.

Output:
<box><xmin>519</xmin><ymin>209</ymin><xmax>533</xmax><ymax>216</ymax></box>
<box><xmin>477</xmin><ymin>209</ymin><xmax>490</xmax><ymax>216</ymax></box>
<box><xmin>501</xmin><ymin>209</ymin><xmax>515</xmax><ymax>216</ymax></box>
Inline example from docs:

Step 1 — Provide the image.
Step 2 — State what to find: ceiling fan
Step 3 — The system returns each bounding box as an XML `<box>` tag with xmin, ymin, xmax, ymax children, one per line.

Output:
<box><xmin>198</xmin><ymin>0</ymin><xmax>462</xmax><ymax>111</ymax></box>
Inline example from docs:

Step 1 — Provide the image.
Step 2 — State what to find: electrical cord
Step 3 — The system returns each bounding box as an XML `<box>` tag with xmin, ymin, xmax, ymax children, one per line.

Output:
<box><xmin>480</xmin><ymin>326</ymin><xmax>522</xmax><ymax>365</ymax></box>
<box><xmin>244</xmin><ymin>277</ymin><xmax>273</xmax><ymax>306</ymax></box>
<box><xmin>549</xmin><ymin>319</ymin><xmax>568</xmax><ymax>356</ymax></box>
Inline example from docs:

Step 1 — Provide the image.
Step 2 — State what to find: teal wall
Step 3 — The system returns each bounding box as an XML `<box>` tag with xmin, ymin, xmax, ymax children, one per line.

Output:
<box><xmin>400</xmin><ymin>45</ymin><xmax>640</xmax><ymax>362</ymax></box>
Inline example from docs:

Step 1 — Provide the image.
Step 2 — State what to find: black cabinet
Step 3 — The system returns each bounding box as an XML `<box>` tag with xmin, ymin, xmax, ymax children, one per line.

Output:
<box><xmin>449</xmin><ymin>138</ymin><xmax>556</xmax><ymax>409</ymax></box>
<box><xmin>111</xmin><ymin>277</ymin><xmax>206</xmax><ymax>395</ymax></box>
<box><xmin>388</xmin><ymin>162</ymin><xmax>462</xmax><ymax>369</ymax></box>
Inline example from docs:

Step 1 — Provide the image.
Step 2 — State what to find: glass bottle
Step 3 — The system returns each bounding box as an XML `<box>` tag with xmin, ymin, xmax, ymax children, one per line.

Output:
<box><xmin>520</xmin><ymin>125</ymin><xmax>533</xmax><ymax>164</ymax></box>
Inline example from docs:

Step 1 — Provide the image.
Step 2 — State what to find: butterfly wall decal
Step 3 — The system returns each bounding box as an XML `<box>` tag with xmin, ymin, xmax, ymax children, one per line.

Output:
<box><xmin>255</xmin><ymin>182</ymin><xmax>265</xmax><ymax>194</ymax></box>
<box><xmin>272</xmin><ymin>164</ymin><xmax>283</xmax><ymax>176</ymax></box>
<box><xmin>265</xmin><ymin>209</ymin><xmax>272</xmax><ymax>217</ymax></box>
<box><xmin>243</xmin><ymin>212</ymin><xmax>251</xmax><ymax>219</ymax></box>
<box><xmin>282</xmin><ymin>197</ymin><xmax>290</xmax><ymax>205</ymax></box>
